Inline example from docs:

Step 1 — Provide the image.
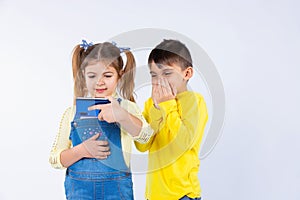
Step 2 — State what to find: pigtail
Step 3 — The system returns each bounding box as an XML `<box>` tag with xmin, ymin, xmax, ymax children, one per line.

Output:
<box><xmin>72</xmin><ymin>45</ymin><xmax>86</xmax><ymax>103</ymax></box>
<box><xmin>119</xmin><ymin>50</ymin><xmax>136</xmax><ymax>102</ymax></box>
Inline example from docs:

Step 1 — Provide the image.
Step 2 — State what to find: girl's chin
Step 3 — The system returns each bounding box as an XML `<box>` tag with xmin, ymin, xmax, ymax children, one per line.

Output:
<box><xmin>93</xmin><ymin>92</ymin><xmax>106</xmax><ymax>98</ymax></box>
<box><xmin>94</xmin><ymin>91</ymin><xmax>112</xmax><ymax>98</ymax></box>
<box><xmin>94</xmin><ymin>93</ymin><xmax>112</xmax><ymax>98</ymax></box>
<box><xmin>94</xmin><ymin>95</ymin><xmax>106</xmax><ymax>98</ymax></box>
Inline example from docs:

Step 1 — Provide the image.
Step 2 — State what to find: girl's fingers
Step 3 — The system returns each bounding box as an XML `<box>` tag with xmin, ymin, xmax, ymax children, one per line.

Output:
<box><xmin>95</xmin><ymin>155</ymin><xmax>109</xmax><ymax>160</ymax></box>
<box><xmin>98</xmin><ymin>145</ymin><xmax>110</xmax><ymax>152</ymax></box>
<box><xmin>105</xmin><ymin>96</ymin><xmax>115</xmax><ymax>105</ymax></box>
<box><xmin>95</xmin><ymin>147</ymin><xmax>111</xmax><ymax>158</ymax></box>
<box><xmin>98</xmin><ymin>112</ymin><xmax>104</xmax><ymax>121</ymax></box>
<box><xmin>88</xmin><ymin>133</ymin><xmax>99</xmax><ymax>140</ymax></box>
<box><xmin>97</xmin><ymin>140</ymin><xmax>108</xmax><ymax>146</ymax></box>
<box><xmin>88</xmin><ymin>104</ymin><xmax>107</xmax><ymax>111</ymax></box>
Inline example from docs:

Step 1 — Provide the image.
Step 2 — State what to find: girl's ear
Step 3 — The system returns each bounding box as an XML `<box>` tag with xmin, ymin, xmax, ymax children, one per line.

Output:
<box><xmin>119</xmin><ymin>70</ymin><xmax>124</xmax><ymax>77</ymax></box>
<box><xmin>184</xmin><ymin>66</ymin><xmax>193</xmax><ymax>81</ymax></box>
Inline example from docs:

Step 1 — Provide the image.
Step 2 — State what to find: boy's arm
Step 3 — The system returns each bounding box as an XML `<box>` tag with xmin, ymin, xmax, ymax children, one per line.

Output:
<box><xmin>159</xmin><ymin>95</ymin><xmax>208</xmax><ymax>150</ymax></box>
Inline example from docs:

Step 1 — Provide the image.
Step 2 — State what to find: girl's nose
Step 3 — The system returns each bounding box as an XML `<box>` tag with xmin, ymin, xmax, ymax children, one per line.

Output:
<box><xmin>96</xmin><ymin>78</ymin><xmax>104</xmax><ymax>86</ymax></box>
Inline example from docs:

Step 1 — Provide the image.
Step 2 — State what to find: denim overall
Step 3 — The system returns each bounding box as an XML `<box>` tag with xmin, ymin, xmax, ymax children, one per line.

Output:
<box><xmin>179</xmin><ymin>196</ymin><xmax>201</xmax><ymax>200</ymax></box>
<box><xmin>64</xmin><ymin>102</ymin><xmax>134</xmax><ymax>200</ymax></box>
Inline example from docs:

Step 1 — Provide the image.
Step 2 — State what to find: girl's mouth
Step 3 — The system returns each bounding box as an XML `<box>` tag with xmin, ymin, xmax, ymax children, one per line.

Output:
<box><xmin>96</xmin><ymin>89</ymin><xmax>106</xmax><ymax>93</ymax></box>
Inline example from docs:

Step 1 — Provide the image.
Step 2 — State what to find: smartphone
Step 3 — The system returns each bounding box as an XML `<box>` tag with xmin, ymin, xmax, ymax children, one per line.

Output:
<box><xmin>75</xmin><ymin>97</ymin><xmax>111</xmax><ymax>119</ymax></box>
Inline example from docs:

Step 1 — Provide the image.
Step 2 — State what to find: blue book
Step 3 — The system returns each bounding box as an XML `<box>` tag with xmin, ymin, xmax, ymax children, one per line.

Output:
<box><xmin>75</xmin><ymin>97</ymin><xmax>110</xmax><ymax>119</ymax></box>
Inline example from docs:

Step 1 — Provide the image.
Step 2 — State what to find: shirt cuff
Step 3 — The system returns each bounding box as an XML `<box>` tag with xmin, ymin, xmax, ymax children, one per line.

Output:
<box><xmin>132</xmin><ymin>119</ymin><xmax>154</xmax><ymax>144</ymax></box>
<box><xmin>49</xmin><ymin>149</ymin><xmax>66</xmax><ymax>169</ymax></box>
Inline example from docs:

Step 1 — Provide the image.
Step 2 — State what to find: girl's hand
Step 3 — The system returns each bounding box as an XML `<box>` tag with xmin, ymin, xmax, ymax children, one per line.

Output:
<box><xmin>152</xmin><ymin>77</ymin><xmax>177</xmax><ymax>108</ymax></box>
<box><xmin>88</xmin><ymin>96</ymin><xmax>127</xmax><ymax>123</ymax></box>
<box><xmin>81</xmin><ymin>133</ymin><xmax>110</xmax><ymax>159</ymax></box>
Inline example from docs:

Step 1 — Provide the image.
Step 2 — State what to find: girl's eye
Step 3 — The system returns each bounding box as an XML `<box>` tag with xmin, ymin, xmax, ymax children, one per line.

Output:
<box><xmin>104</xmin><ymin>75</ymin><xmax>112</xmax><ymax>78</ymax></box>
<box><xmin>88</xmin><ymin>75</ymin><xmax>96</xmax><ymax>78</ymax></box>
<box><xmin>151</xmin><ymin>74</ymin><xmax>157</xmax><ymax>78</ymax></box>
<box><xmin>164</xmin><ymin>72</ymin><xmax>172</xmax><ymax>76</ymax></box>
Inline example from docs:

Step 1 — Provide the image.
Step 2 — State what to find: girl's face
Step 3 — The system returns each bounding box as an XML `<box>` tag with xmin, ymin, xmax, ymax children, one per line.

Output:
<box><xmin>84</xmin><ymin>62</ymin><xmax>119</xmax><ymax>98</ymax></box>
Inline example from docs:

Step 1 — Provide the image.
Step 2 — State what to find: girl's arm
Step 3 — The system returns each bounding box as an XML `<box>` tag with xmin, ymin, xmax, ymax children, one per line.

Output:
<box><xmin>60</xmin><ymin>134</ymin><xmax>110</xmax><ymax>168</ymax></box>
<box><xmin>116</xmin><ymin>108</ymin><xmax>143</xmax><ymax>137</ymax></box>
<box><xmin>49</xmin><ymin>107</ymin><xmax>73</xmax><ymax>169</ymax></box>
<box><xmin>89</xmin><ymin>96</ymin><xmax>154</xmax><ymax>140</ymax></box>
<box><xmin>134</xmin><ymin>98</ymin><xmax>159</xmax><ymax>152</ymax></box>
<box><xmin>49</xmin><ymin>107</ymin><xmax>110</xmax><ymax>169</ymax></box>
<box><xmin>60</xmin><ymin>142</ymin><xmax>87</xmax><ymax>168</ymax></box>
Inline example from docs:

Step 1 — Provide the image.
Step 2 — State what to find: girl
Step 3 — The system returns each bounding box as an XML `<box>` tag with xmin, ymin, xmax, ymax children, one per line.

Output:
<box><xmin>49</xmin><ymin>40</ymin><xmax>153</xmax><ymax>199</ymax></box>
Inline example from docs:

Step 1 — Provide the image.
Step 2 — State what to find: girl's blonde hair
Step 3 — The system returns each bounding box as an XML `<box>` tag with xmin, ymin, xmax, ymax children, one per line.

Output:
<box><xmin>71</xmin><ymin>42</ymin><xmax>136</xmax><ymax>103</ymax></box>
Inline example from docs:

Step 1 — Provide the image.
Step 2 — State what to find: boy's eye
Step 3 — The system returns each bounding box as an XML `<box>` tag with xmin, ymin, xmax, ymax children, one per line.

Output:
<box><xmin>104</xmin><ymin>75</ymin><xmax>112</xmax><ymax>78</ymax></box>
<box><xmin>163</xmin><ymin>72</ymin><xmax>172</xmax><ymax>76</ymax></box>
<box><xmin>88</xmin><ymin>75</ymin><xmax>96</xmax><ymax>78</ymax></box>
<box><xmin>151</xmin><ymin>74</ymin><xmax>157</xmax><ymax>78</ymax></box>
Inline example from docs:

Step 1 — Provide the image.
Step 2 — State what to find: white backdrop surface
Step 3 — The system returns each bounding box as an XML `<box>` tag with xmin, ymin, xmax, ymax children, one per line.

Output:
<box><xmin>0</xmin><ymin>0</ymin><xmax>299</xmax><ymax>199</ymax></box>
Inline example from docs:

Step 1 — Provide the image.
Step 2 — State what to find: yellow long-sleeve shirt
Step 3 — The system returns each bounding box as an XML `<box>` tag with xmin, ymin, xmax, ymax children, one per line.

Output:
<box><xmin>135</xmin><ymin>91</ymin><xmax>208</xmax><ymax>200</ymax></box>
<box><xmin>49</xmin><ymin>97</ymin><xmax>153</xmax><ymax>169</ymax></box>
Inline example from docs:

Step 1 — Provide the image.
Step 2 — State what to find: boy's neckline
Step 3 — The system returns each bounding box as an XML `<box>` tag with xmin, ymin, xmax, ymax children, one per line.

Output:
<box><xmin>176</xmin><ymin>90</ymin><xmax>191</xmax><ymax>98</ymax></box>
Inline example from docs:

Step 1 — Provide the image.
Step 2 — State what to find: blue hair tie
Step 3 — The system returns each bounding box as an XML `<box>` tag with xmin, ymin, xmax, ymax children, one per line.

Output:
<box><xmin>80</xmin><ymin>39</ymin><xmax>93</xmax><ymax>52</ymax></box>
<box><xmin>111</xmin><ymin>41</ymin><xmax>130</xmax><ymax>53</ymax></box>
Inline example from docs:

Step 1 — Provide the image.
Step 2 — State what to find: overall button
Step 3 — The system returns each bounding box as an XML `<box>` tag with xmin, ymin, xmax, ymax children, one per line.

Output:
<box><xmin>73</xmin><ymin>122</ymin><xmax>78</xmax><ymax>127</ymax></box>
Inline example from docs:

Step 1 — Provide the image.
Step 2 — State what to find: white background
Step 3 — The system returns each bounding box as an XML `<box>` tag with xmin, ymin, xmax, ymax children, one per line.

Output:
<box><xmin>1</xmin><ymin>0</ymin><xmax>300</xmax><ymax>199</ymax></box>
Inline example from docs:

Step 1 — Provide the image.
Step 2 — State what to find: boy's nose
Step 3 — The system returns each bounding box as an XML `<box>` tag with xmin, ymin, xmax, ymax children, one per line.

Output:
<box><xmin>152</xmin><ymin>78</ymin><xmax>159</xmax><ymax>85</ymax></box>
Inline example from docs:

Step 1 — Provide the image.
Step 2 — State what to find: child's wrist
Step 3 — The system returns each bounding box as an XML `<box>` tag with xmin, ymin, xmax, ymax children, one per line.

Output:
<box><xmin>78</xmin><ymin>142</ymin><xmax>90</xmax><ymax>158</ymax></box>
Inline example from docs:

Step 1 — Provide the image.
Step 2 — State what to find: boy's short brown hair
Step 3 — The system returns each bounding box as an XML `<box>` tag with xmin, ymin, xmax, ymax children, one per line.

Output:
<box><xmin>148</xmin><ymin>39</ymin><xmax>193</xmax><ymax>70</ymax></box>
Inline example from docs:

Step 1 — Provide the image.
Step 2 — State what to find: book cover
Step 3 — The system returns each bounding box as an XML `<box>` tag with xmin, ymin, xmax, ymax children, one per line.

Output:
<box><xmin>75</xmin><ymin>97</ymin><xmax>110</xmax><ymax>119</ymax></box>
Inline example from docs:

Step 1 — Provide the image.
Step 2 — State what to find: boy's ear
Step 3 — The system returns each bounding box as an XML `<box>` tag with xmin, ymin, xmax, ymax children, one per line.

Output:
<box><xmin>184</xmin><ymin>66</ymin><xmax>193</xmax><ymax>80</ymax></box>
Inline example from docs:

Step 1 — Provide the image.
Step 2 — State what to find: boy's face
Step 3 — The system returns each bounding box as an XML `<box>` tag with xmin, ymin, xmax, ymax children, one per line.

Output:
<box><xmin>149</xmin><ymin>62</ymin><xmax>192</xmax><ymax>94</ymax></box>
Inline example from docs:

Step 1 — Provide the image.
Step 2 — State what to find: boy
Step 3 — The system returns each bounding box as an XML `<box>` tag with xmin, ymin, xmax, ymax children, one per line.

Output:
<box><xmin>135</xmin><ymin>39</ymin><xmax>208</xmax><ymax>200</ymax></box>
